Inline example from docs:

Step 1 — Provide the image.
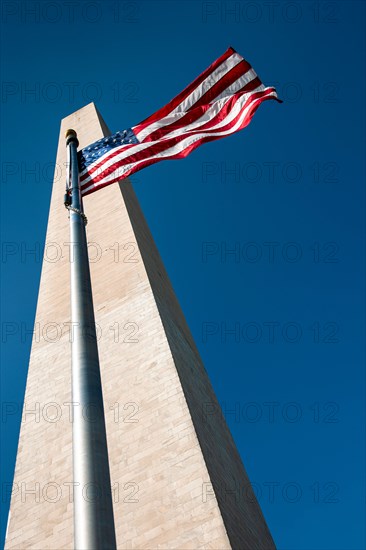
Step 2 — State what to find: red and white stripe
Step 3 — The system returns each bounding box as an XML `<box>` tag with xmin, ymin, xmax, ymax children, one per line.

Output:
<box><xmin>81</xmin><ymin>47</ymin><xmax>280</xmax><ymax>196</ymax></box>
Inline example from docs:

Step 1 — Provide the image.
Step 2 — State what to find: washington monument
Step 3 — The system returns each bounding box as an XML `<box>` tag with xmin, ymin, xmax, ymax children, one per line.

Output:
<box><xmin>5</xmin><ymin>103</ymin><xmax>275</xmax><ymax>549</ymax></box>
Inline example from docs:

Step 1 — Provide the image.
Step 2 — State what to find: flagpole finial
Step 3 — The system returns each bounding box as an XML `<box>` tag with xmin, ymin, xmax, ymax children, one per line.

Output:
<box><xmin>65</xmin><ymin>128</ymin><xmax>77</xmax><ymax>139</ymax></box>
<box><xmin>65</xmin><ymin>128</ymin><xmax>79</xmax><ymax>147</ymax></box>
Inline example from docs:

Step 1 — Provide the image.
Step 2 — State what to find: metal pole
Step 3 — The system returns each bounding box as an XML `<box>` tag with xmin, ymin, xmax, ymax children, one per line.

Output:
<box><xmin>65</xmin><ymin>129</ymin><xmax>117</xmax><ymax>550</ymax></box>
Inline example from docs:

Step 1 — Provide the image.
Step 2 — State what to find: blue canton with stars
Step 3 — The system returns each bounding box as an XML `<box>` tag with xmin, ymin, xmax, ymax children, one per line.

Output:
<box><xmin>78</xmin><ymin>128</ymin><xmax>139</xmax><ymax>171</ymax></box>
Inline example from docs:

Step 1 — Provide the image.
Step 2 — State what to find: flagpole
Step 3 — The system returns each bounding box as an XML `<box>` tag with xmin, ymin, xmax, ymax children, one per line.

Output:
<box><xmin>65</xmin><ymin>129</ymin><xmax>117</xmax><ymax>550</ymax></box>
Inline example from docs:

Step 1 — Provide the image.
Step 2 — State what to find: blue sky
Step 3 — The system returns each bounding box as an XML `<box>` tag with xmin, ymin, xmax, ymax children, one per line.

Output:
<box><xmin>0</xmin><ymin>1</ymin><xmax>365</xmax><ymax>548</ymax></box>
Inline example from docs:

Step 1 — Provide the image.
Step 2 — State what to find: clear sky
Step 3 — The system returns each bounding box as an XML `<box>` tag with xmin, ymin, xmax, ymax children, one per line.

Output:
<box><xmin>1</xmin><ymin>1</ymin><xmax>365</xmax><ymax>548</ymax></box>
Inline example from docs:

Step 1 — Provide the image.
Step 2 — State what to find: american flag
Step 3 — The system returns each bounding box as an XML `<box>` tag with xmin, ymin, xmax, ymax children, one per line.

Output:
<box><xmin>78</xmin><ymin>47</ymin><xmax>280</xmax><ymax>196</ymax></box>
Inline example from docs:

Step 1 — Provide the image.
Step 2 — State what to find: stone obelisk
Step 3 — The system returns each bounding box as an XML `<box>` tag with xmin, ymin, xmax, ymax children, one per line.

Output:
<box><xmin>5</xmin><ymin>103</ymin><xmax>275</xmax><ymax>549</ymax></box>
